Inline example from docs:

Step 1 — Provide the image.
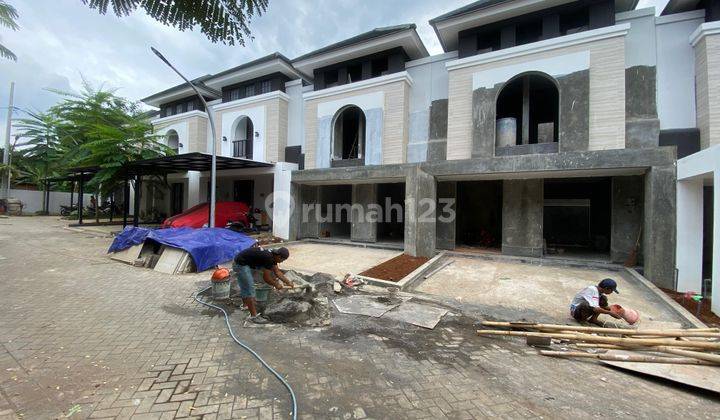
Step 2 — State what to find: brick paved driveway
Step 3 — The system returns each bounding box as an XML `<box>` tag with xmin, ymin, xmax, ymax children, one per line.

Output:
<box><xmin>0</xmin><ymin>217</ymin><xmax>718</xmax><ymax>419</ymax></box>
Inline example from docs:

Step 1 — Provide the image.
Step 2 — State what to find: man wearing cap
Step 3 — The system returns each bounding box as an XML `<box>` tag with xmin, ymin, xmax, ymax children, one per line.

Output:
<box><xmin>233</xmin><ymin>246</ymin><xmax>293</xmax><ymax>324</ymax></box>
<box><xmin>569</xmin><ymin>278</ymin><xmax>622</xmax><ymax>326</ymax></box>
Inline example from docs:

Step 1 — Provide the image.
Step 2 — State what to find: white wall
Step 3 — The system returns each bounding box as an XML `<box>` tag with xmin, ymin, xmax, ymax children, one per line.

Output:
<box><xmin>9</xmin><ymin>189</ymin><xmax>94</xmax><ymax>214</ymax></box>
<box><xmin>617</xmin><ymin>8</ymin><xmax>657</xmax><ymax>68</ymax></box>
<box><xmin>271</xmin><ymin>162</ymin><xmax>297</xmax><ymax>240</ymax></box>
<box><xmin>154</xmin><ymin>120</ymin><xmax>189</xmax><ymax>154</ymax></box>
<box><xmin>656</xmin><ymin>10</ymin><xmax>705</xmax><ymax>129</ymax></box>
<box><xmin>219</xmin><ymin>105</ymin><xmax>266</xmax><ymax>161</ymax></box>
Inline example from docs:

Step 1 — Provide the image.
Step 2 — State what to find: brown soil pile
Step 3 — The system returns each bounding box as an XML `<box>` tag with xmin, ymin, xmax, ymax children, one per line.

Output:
<box><xmin>660</xmin><ymin>288</ymin><xmax>720</xmax><ymax>327</ymax></box>
<box><xmin>359</xmin><ymin>254</ymin><xmax>429</xmax><ymax>282</ymax></box>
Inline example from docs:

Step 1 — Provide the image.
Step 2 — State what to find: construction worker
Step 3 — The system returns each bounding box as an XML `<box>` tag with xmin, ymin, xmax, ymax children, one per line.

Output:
<box><xmin>569</xmin><ymin>278</ymin><xmax>622</xmax><ymax>326</ymax></box>
<box><xmin>233</xmin><ymin>246</ymin><xmax>294</xmax><ymax>324</ymax></box>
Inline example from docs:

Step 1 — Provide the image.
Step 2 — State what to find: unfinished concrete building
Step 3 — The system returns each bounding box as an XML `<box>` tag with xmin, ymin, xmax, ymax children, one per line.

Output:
<box><xmin>137</xmin><ymin>0</ymin><xmax>720</xmax><ymax>291</ymax></box>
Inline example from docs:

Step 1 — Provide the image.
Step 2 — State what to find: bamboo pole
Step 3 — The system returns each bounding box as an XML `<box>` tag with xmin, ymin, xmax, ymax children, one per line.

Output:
<box><xmin>476</xmin><ymin>330</ymin><xmax>720</xmax><ymax>350</ymax></box>
<box><xmin>539</xmin><ymin>350</ymin><xmax>718</xmax><ymax>366</ymax></box>
<box><xmin>655</xmin><ymin>347</ymin><xmax>720</xmax><ymax>364</ymax></box>
<box><xmin>480</xmin><ymin>321</ymin><xmax>720</xmax><ymax>338</ymax></box>
<box><xmin>573</xmin><ymin>343</ymin><xmax>700</xmax><ymax>351</ymax></box>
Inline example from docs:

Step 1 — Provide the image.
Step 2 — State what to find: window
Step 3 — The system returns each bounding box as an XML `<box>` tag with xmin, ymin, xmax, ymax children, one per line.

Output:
<box><xmin>516</xmin><ymin>19</ymin><xmax>543</xmax><ymax>46</ymax></box>
<box><xmin>325</xmin><ymin>69</ymin><xmax>339</xmax><ymax>87</ymax></box>
<box><xmin>260</xmin><ymin>80</ymin><xmax>272</xmax><ymax>94</ymax></box>
<box><xmin>347</xmin><ymin>63</ymin><xmax>362</xmax><ymax>83</ymax></box>
<box><xmin>371</xmin><ymin>57</ymin><xmax>388</xmax><ymax>78</ymax></box>
<box><xmin>244</xmin><ymin>85</ymin><xmax>255</xmax><ymax>97</ymax></box>
<box><xmin>560</xmin><ymin>8</ymin><xmax>589</xmax><ymax>35</ymax></box>
<box><xmin>230</xmin><ymin>88</ymin><xmax>241</xmax><ymax>101</ymax></box>
<box><xmin>496</xmin><ymin>73</ymin><xmax>559</xmax><ymax>147</ymax></box>
<box><xmin>175</xmin><ymin>103</ymin><xmax>183</xmax><ymax>115</ymax></box>
<box><xmin>332</xmin><ymin>106</ymin><xmax>366</xmax><ymax>162</ymax></box>
<box><xmin>187</xmin><ymin>101</ymin><xmax>195</xmax><ymax>111</ymax></box>
<box><xmin>477</xmin><ymin>30</ymin><xmax>501</xmax><ymax>54</ymax></box>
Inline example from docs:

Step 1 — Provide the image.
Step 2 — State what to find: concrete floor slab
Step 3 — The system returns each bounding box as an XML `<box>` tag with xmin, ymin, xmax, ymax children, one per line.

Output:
<box><xmin>416</xmin><ymin>256</ymin><xmax>686</xmax><ymax>325</ymax></box>
<box><xmin>281</xmin><ymin>242</ymin><xmax>400</xmax><ymax>278</ymax></box>
<box><xmin>333</xmin><ymin>295</ymin><xmax>402</xmax><ymax>317</ymax></box>
<box><xmin>382</xmin><ymin>301</ymin><xmax>448</xmax><ymax>329</ymax></box>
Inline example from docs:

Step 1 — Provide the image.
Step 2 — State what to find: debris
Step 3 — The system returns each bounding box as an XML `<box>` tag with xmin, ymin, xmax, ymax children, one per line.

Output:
<box><xmin>333</xmin><ymin>282</ymin><xmax>342</xmax><ymax>293</ymax></box>
<box><xmin>333</xmin><ymin>294</ymin><xmax>404</xmax><ymax>318</ymax></box>
<box><xmin>63</xmin><ymin>404</ymin><xmax>82</xmax><ymax>418</ymax></box>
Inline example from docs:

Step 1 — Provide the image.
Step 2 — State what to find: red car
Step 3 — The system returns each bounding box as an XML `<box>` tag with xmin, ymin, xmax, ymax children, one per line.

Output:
<box><xmin>162</xmin><ymin>201</ymin><xmax>250</xmax><ymax>229</ymax></box>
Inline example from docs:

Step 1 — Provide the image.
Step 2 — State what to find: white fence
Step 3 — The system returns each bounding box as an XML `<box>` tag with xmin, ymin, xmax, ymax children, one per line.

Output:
<box><xmin>8</xmin><ymin>189</ymin><xmax>94</xmax><ymax>215</ymax></box>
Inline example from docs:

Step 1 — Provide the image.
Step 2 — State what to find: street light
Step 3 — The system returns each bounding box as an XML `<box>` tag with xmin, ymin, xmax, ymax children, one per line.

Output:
<box><xmin>151</xmin><ymin>47</ymin><xmax>218</xmax><ymax>228</ymax></box>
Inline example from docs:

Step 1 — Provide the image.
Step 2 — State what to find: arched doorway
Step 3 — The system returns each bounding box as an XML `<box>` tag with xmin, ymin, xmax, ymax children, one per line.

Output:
<box><xmin>332</xmin><ymin>105</ymin><xmax>366</xmax><ymax>166</ymax></box>
<box><xmin>496</xmin><ymin>73</ymin><xmax>559</xmax><ymax>147</ymax></box>
<box><xmin>233</xmin><ymin>116</ymin><xmax>253</xmax><ymax>159</ymax></box>
<box><xmin>166</xmin><ymin>130</ymin><xmax>179</xmax><ymax>153</ymax></box>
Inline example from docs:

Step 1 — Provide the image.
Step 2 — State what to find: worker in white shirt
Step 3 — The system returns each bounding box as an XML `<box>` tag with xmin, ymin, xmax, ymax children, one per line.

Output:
<box><xmin>569</xmin><ymin>278</ymin><xmax>622</xmax><ymax>326</ymax></box>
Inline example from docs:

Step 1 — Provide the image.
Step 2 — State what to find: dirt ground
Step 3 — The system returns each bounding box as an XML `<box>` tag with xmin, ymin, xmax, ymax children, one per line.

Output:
<box><xmin>415</xmin><ymin>256</ymin><xmax>688</xmax><ymax>326</ymax></box>
<box><xmin>359</xmin><ymin>254</ymin><xmax>429</xmax><ymax>281</ymax></box>
<box><xmin>661</xmin><ymin>288</ymin><xmax>720</xmax><ymax>327</ymax></box>
<box><xmin>280</xmin><ymin>242</ymin><xmax>400</xmax><ymax>278</ymax></box>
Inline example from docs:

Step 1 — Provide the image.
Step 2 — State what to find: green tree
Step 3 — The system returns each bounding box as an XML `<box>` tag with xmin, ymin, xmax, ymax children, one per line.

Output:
<box><xmin>81</xmin><ymin>0</ymin><xmax>268</xmax><ymax>45</ymax></box>
<box><xmin>0</xmin><ymin>0</ymin><xmax>18</xmax><ymax>61</ymax></box>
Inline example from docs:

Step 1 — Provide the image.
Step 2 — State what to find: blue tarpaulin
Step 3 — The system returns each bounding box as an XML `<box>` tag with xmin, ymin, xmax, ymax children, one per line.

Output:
<box><xmin>108</xmin><ymin>226</ymin><xmax>256</xmax><ymax>271</ymax></box>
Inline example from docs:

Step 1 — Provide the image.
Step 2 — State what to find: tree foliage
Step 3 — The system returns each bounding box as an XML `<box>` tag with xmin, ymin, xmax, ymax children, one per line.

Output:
<box><xmin>0</xmin><ymin>0</ymin><xmax>19</xmax><ymax>61</ymax></box>
<box><xmin>81</xmin><ymin>0</ymin><xmax>268</xmax><ymax>45</ymax></box>
<box><xmin>13</xmin><ymin>79</ymin><xmax>172</xmax><ymax>195</ymax></box>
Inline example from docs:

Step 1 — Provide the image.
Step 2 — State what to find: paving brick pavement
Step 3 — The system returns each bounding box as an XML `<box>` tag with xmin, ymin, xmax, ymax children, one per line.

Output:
<box><xmin>0</xmin><ymin>217</ymin><xmax>719</xmax><ymax>419</ymax></box>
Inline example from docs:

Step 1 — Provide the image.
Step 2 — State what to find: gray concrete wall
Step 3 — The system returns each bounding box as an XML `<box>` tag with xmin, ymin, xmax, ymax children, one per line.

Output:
<box><xmin>404</xmin><ymin>167</ymin><xmax>436</xmax><ymax>257</ymax></box>
<box><xmin>625</xmin><ymin>65</ymin><xmax>660</xmax><ymax>149</ymax></box>
<box><xmin>557</xmin><ymin>70</ymin><xmax>590</xmax><ymax>152</ymax></box>
<box><xmin>436</xmin><ymin>181</ymin><xmax>457</xmax><ymax>250</ymax></box>
<box><xmin>427</xmin><ymin>99</ymin><xmax>448</xmax><ymax>162</ymax></box>
<box><xmin>610</xmin><ymin>176</ymin><xmax>644</xmax><ymax>263</ymax></box>
<box><xmin>351</xmin><ymin>184</ymin><xmax>378</xmax><ymax>243</ymax></box>
<box><xmin>502</xmin><ymin>179</ymin><xmax>544</xmax><ymax>258</ymax></box>
<box><xmin>643</xmin><ymin>165</ymin><xmax>677</xmax><ymax>288</ymax></box>
<box><xmin>297</xmin><ymin>184</ymin><xmax>320</xmax><ymax>239</ymax></box>
<box><xmin>471</xmin><ymin>86</ymin><xmax>499</xmax><ymax>158</ymax></box>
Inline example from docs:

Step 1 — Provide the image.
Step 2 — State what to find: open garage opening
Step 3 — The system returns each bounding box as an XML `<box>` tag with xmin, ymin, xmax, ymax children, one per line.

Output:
<box><xmin>544</xmin><ymin>178</ymin><xmax>611</xmax><ymax>261</ymax></box>
<box><xmin>455</xmin><ymin>180</ymin><xmax>503</xmax><ymax>252</ymax></box>
<box><xmin>319</xmin><ymin>185</ymin><xmax>352</xmax><ymax>239</ymax></box>
<box><xmin>376</xmin><ymin>183</ymin><xmax>405</xmax><ymax>243</ymax></box>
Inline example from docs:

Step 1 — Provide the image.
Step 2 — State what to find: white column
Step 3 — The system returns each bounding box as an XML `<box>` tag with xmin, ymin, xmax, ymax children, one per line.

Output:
<box><xmin>271</xmin><ymin>162</ymin><xmax>298</xmax><ymax>240</ymax></box>
<box><xmin>676</xmin><ymin>178</ymin><xmax>704</xmax><ymax>293</ymax></box>
<box><xmin>713</xmin><ymin>170</ymin><xmax>720</xmax><ymax>315</ymax></box>
<box><xmin>187</xmin><ymin>171</ymin><xmax>201</xmax><ymax>207</ymax></box>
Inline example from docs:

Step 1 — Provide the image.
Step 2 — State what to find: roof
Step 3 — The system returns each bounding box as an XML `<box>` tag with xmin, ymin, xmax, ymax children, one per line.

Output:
<box><xmin>429</xmin><ymin>0</ymin><xmax>510</xmax><ymax>24</ymax></box>
<box><xmin>123</xmin><ymin>152</ymin><xmax>272</xmax><ymax>176</ymax></box>
<box><xmin>293</xmin><ymin>24</ymin><xmax>420</xmax><ymax>63</ymax></box>
<box><xmin>429</xmin><ymin>0</ymin><xmax>640</xmax><ymax>52</ymax></box>
<box><xmin>661</xmin><ymin>0</ymin><xmax>703</xmax><ymax>15</ymax></box>
<box><xmin>141</xmin><ymin>74</ymin><xmax>220</xmax><ymax>105</ymax></box>
<box><xmin>431</xmin><ymin>0</ymin><xmax>640</xmax><ymax>24</ymax></box>
<box><xmin>208</xmin><ymin>52</ymin><xmax>298</xmax><ymax>81</ymax></box>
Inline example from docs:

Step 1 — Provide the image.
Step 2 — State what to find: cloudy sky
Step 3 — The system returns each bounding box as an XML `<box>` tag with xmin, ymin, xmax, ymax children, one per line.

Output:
<box><xmin>1</xmin><ymin>0</ymin><xmax>668</xmax><ymax>141</ymax></box>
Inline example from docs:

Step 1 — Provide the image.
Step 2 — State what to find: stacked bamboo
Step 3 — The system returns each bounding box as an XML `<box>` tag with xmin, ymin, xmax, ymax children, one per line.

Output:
<box><xmin>477</xmin><ymin>321</ymin><xmax>720</xmax><ymax>366</ymax></box>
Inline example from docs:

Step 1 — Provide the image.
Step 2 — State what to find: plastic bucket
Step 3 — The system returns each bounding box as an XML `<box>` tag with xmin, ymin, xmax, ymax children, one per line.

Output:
<box><xmin>212</xmin><ymin>278</ymin><xmax>231</xmax><ymax>300</ymax></box>
<box><xmin>255</xmin><ymin>284</ymin><xmax>272</xmax><ymax>302</ymax></box>
<box><xmin>622</xmin><ymin>308</ymin><xmax>640</xmax><ymax>325</ymax></box>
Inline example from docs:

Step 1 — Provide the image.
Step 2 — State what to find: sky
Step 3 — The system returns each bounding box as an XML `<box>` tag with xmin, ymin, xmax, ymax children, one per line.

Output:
<box><xmin>0</xmin><ymin>0</ymin><xmax>668</xmax><ymax>143</ymax></box>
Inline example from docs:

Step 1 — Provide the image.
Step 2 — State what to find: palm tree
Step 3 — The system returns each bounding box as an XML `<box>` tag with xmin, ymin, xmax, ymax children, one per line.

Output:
<box><xmin>81</xmin><ymin>0</ymin><xmax>268</xmax><ymax>45</ymax></box>
<box><xmin>0</xmin><ymin>0</ymin><xmax>19</xmax><ymax>61</ymax></box>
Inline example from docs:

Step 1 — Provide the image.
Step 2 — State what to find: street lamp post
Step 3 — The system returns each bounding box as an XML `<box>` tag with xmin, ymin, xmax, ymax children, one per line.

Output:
<box><xmin>151</xmin><ymin>47</ymin><xmax>218</xmax><ymax>228</ymax></box>
<box><xmin>2</xmin><ymin>82</ymin><xmax>15</xmax><ymax>200</ymax></box>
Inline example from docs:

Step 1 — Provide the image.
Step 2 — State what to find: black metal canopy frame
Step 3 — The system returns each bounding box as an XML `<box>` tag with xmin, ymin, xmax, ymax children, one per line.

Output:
<box><xmin>43</xmin><ymin>167</ymin><xmax>99</xmax><ymax>225</ymax></box>
<box><xmin>121</xmin><ymin>153</ymin><xmax>273</xmax><ymax>228</ymax></box>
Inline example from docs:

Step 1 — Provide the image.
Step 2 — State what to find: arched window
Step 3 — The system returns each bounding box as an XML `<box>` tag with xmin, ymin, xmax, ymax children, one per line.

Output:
<box><xmin>233</xmin><ymin>116</ymin><xmax>254</xmax><ymax>159</ymax></box>
<box><xmin>166</xmin><ymin>130</ymin><xmax>179</xmax><ymax>153</ymax></box>
<box><xmin>332</xmin><ymin>105</ymin><xmax>366</xmax><ymax>164</ymax></box>
<box><xmin>496</xmin><ymin>73</ymin><xmax>559</xmax><ymax>148</ymax></box>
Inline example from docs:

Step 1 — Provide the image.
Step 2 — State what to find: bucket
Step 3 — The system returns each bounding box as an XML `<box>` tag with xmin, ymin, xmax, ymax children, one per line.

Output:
<box><xmin>212</xmin><ymin>278</ymin><xmax>231</xmax><ymax>300</ymax></box>
<box><xmin>255</xmin><ymin>284</ymin><xmax>272</xmax><ymax>302</ymax></box>
<box><xmin>610</xmin><ymin>304</ymin><xmax>640</xmax><ymax>325</ymax></box>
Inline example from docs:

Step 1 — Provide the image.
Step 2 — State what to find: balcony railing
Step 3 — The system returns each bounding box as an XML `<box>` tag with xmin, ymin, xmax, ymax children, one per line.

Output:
<box><xmin>233</xmin><ymin>139</ymin><xmax>251</xmax><ymax>159</ymax></box>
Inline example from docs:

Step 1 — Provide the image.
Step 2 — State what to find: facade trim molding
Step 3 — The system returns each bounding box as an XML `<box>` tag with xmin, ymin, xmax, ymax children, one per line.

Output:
<box><xmin>212</xmin><ymin>90</ymin><xmax>289</xmax><ymax>112</ymax></box>
<box><xmin>655</xmin><ymin>9</ymin><xmax>705</xmax><ymax>26</ymax></box>
<box><xmin>445</xmin><ymin>23</ymin><xmax>631</xmax><ymax>71</ymax></box>
<box><xmin>303</xmin><ymin>71</ymin><xmax>413</xmax><ymax>101</ymax></box>
<box><xmin>690</xmin><ymin>21</ymin><xmax>720</xmax><ymax>47</ymax></box>
<box><xmin>615</xmin><ymin>7</ymin><xmax>656</xmax><ymax>21</ymax></box>
<box><xmin>151</xmin><ymin>110</ymin><xmax>207</xmax><ymax>125</ymax></box>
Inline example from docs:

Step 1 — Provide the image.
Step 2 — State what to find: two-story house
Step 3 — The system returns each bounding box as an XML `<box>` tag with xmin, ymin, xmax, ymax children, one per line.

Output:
<box><xmin>137</xmin><ymin>0</ymin><xmax>716</xmax><ymax>292</ymax></box>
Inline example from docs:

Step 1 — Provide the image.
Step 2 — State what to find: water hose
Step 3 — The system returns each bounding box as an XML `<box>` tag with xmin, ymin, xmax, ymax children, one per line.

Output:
<box><xmin>193</xmin><ymin>286</ymin><xmax>298</xmax><ymax>420</ymax></box>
